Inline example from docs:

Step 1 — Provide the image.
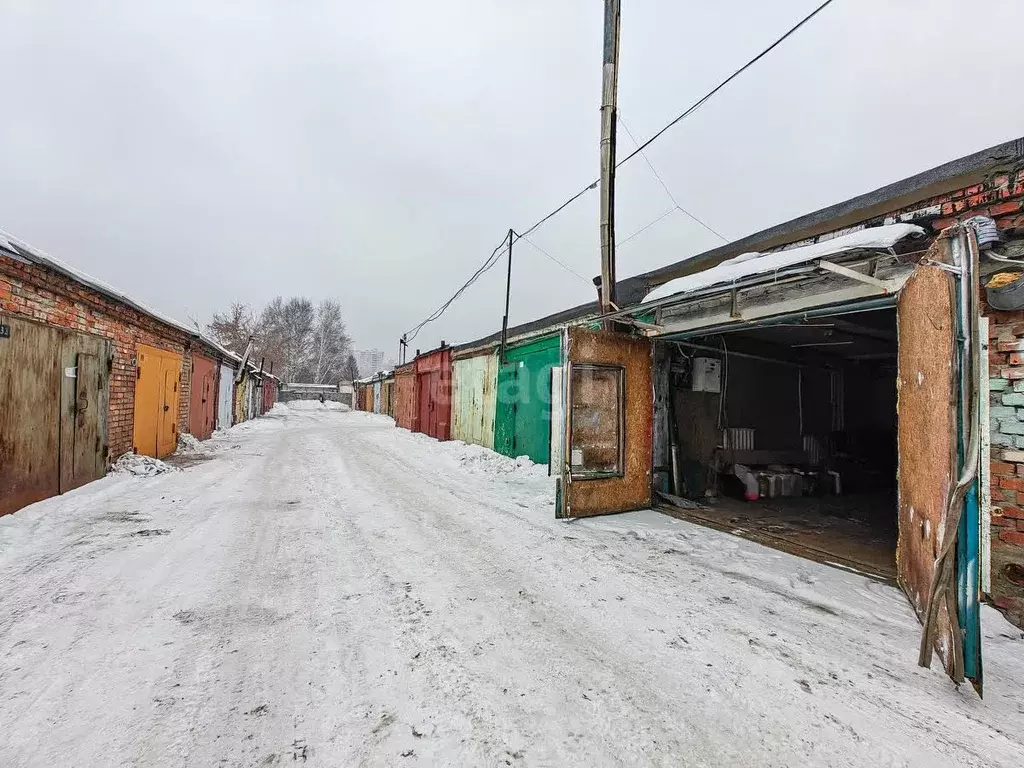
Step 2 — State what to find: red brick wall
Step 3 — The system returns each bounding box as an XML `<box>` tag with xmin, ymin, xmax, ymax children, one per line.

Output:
<box><xmin>985</xmin><ymin>310</ymin><xmax>1024</xmax><ymax>626</ymax></box>
<box><xmin>0</xmin><ymin>254</ymin><xmax>194</xmax><ymax>459</ymax></box>
<box><xmin>784</xmin><ymin>164</ymin><xmax>1024</xmax><ymax>626</ymax></box>
<box><xmin>878</xmin><ymin>164</ymin><xmax>1024</xmax><ymax>626</ymax></box>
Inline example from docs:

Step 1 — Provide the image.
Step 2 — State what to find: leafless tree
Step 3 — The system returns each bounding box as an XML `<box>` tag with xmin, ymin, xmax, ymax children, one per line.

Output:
<box><xmin>208</xmin><ymin>296</ymin><xmax>353</xmax><ymax>384</ymax></box>
<box><xmin>207</xmin><ymin>302</ymin><xmax>255</xmax><ymax>355</ymax></box>
<box><xmin>307</xmin><ymin>300</ymin><xmax>352</xmax><ymax>384</ymax></box>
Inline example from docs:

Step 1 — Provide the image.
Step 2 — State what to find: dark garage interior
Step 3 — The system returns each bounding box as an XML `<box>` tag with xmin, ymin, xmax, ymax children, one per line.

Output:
<box><xmin>657</xmin><ymin>307</ymin><xmax>900</xmax><ymax>579</ymax></box>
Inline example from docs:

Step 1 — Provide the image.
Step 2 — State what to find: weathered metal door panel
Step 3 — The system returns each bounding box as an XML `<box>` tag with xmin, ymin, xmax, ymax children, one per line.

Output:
<box><xmin>218</xmin><ymin>364</ymin><xmax>235</xmax><ymax>429</ymax></box>
<box><xmin>896</xmin><ymin>265</ymin><xmax>959</xmax><ymax>676</ymax></box>
<box><xmin>189</xmin><ymin>354</ymin><xmax>216</xmax><ymax>440</ymax></box>
<box><xmin>158</xmin><ymin>358</ymin><xmax>180</xmax><ymax>458</ymax></box>
<box><xmin>415</xmin><ymin>372</ymin><xmax>430</xmax><ymax>433</ymax></box>
<box><xmin>494</xmin><ymin>362</ymin><xmax>518</xmax><ymax>456</ymax></box>
<box><xmin>395</xmin><ymin>367</ymin><xmax>415</xmax><ymax>429</ymax></box>
<box><xmin>61</xmin><ymin>351</ymin><xmax>106</xmax><ymax>492</ymax></box>
<box><xmin>133</xmin><ymin>345</ymin><xmax>162</xmax><ymax>457</ymax></box>
<box><xmin>496</xmin><ymin>336</ymin><xmax>560</xmax><ymax>463</ymax></box>
<box><xmin>559</xmin><ymin>328</ymin><xmax>654</xmax><ymax>518</ymax></box>
<box><xmin>452</xmin><ymin>353</ymin><xmax>497</xmax><ymax>449</ymax></box>
<box><xmin>515</xmin><ymin>339</ymin><xmax>560</xmax><ymax>464</ymax></box>
<box><xmin>0</xmin><ymin>315</ymin><xmax>61</xmax><ymax>516</ymax></box>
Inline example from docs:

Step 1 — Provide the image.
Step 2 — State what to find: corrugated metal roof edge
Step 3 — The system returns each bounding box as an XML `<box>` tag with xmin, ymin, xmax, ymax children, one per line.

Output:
<box><xmin>451</xmin><ymin>301</ymin><xmax>598</xmax><ymax>357</ymax></box>
<box><xmin>616</xmin><ymin>135</ymin><xmax>1024</xmax><ymax>304</ymax></box>
<box><xmin>443</xmin><ymin>138</ymin><xmax>1024</xmax><ymax>355</ymax></box>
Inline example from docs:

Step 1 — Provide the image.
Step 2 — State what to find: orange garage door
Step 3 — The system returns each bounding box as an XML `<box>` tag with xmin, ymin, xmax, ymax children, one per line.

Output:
<box><xmin>133</xmin><ymin>344</ymin><xmax>182</xmax><ymax>458</ymax></box>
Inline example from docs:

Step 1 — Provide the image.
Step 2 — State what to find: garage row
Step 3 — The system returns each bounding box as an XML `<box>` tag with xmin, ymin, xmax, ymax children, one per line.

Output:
<box><xmin>0</xmin><ymin>230</ymin><xmax>278</xmax><ymax>518</ymax></box>
<box><xmin>353</xmin><ymin>139</ymin><xmax>1024</xmax><ymax>692</ymax></box>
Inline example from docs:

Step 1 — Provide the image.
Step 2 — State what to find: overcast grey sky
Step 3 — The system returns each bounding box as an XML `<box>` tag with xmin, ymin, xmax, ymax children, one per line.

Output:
<box><xmin>2</xmin><ymin>0</ymin><xmax>1023</xmax><ymax>359</ymax></box>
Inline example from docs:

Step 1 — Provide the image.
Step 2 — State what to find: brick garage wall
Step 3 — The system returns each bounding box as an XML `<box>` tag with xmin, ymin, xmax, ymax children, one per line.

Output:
<box><xmin>0</xmin><ymin>254</ymin><xmax>194</xmax><ymax>459</ymax></box>
<box><xmin>985</xmin><ymin>309</ymin><xmax>1024</xmax><ymax>626</ymax></box>
<box><xmin>859</xmin><ymin>164</ymin><xmax>1024</xmax><ymax>626</ymax></box>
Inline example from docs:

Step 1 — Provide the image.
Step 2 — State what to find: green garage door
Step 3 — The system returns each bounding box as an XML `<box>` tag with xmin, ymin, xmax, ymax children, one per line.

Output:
<box><xmin>494</xmin><ymin>334</ymin><xmax>561</xmax><ymax>465</ymax></box>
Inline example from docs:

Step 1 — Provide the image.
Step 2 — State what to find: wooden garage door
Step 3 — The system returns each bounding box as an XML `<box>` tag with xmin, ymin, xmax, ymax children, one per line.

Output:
<box><xmin>0</xmin><ymin>315</ymin><xmax>62</xmax><ymax>515</ymax></box>
<box><xmin>0</xmin><ymin>315</ymin><xmax>112</xmax><ymax>515</ymax></box>
<box><xmin>59</xmin><ymin>331</ymin><xmax>111</xmax><ymax>493</ymax></box>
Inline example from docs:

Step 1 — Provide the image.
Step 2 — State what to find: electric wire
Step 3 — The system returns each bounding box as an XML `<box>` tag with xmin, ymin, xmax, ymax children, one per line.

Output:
<box><xmin>618</xmin><ymin>116</ymin><xmax>728</xmax><ymax>242</ymax></box>
<box><xmin>513</xmin><ymin>231</ymin><xmax>592</xmax><ymax>285</ymax></box>
<box><xmin>617</xmin><ymin>0</ymin><xmax>838</xmax><ymax>167</ymax></box>
<box><xmin>401</xmin><ymin>0</ymin><xmax>837</xmax><ymax>344</ymax></box>
<box><xmin>616</xmin><ymin>207</ymin><xmax>678</xmax><ymax>248</ymax></box>
<box><xmin>402</xmin><ymin>233</ymin><xmax>510</xmax><ymax>344</ymax></box>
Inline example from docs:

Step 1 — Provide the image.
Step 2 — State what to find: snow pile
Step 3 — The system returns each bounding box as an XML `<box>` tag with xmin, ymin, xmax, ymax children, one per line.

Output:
<box><xmin>287</xmin><ymin>399</ymin><xmax>349</xmax><ymax>412</ymax></box>
<box><xmin>444</xmin><ymin>442</ymin><xmax>549</xmax><ymax>477</ymax></box>
<box><xmin>111</xmin><ymin>453</ymin><xmax>179</xmax><ymax>477</ymax></box>
<box><xmin>175</xmin><ymin>433</ymin><xmax>207</xmax><ymax>454</ymax></box>
<box><xmin>266</xmin><ymin>402</ymin><xmax>291</xmax><ymax>417</ymax></box>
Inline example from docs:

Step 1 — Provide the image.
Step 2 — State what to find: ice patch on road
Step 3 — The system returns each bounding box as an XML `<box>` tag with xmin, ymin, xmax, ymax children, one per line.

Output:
<box><xmin>111</xmin><ymin>453</ymin><xmax>179</xmax><ymax>477</ymax></box>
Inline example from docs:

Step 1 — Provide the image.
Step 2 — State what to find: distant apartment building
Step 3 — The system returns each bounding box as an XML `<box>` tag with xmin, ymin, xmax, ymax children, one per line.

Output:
<box><xmin>355</xmin><ymin>348</ymin><xmax>385</xmax><ymax>377</ymax></box>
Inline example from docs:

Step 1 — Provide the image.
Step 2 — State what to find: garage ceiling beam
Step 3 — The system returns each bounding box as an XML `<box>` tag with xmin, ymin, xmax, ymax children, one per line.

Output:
<box><xmin>817</xmin><ymin>260</ymin><xmax>895</xmax><ymax>293</ymax></box>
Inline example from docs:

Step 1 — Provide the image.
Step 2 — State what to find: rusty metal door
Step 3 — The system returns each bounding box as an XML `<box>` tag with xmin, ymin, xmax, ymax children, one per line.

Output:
<box><xmin>0</xmin><ymin>314</ymin><xmax>61</xmax><ymax>516</ymax></box>
<box><xmin>896</xmin><ymin>265</ymin><xmax>960</xmax><ymax>676</ymax></box>
<box><xmin>558</xmin><ymin>328</ymin><xmax>654</xmax><ymax>518</ymax></box>
<box><xmin>189</xmin><ymin>354</ymin><xmax>216</xmax><ymax>440</ymax></box>
<box><xmin>415</xmin><ymin>372</ymin><xmax>430</xmax><ymax>434</ymax></box>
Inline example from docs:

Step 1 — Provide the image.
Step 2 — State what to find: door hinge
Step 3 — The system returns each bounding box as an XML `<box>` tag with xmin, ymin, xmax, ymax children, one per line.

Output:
<box><xmin>137</xmin><ymin>368</ymin><xmax>142</xmax><ymax>380</ymax></box>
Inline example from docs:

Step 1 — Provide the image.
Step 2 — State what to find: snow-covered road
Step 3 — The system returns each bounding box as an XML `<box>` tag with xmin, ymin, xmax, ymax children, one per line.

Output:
<box><xmin>2</xmin><ymin>405</ymin><xmax>1023</xmax><ymax>767</ymax></box>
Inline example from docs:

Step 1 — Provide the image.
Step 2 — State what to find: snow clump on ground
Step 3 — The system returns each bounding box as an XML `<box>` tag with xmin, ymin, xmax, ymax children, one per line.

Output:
<box><xmin>287</xmin><ymin>399</ymin><xmax>349</xmax><ymax>412</ymax></box>
<box><xmin>111</xmin><ymin>453</ymin><xmax>179</xmax><ymax>477</ymax></box>
<box><xmin>175</xmin><ymin>433</ymin><xmax>206</xmax><ymax>454</ymax></box>
<box><xmin>444</xmin><ymin>441</ymin><xmax>548</xmax><ymax>477</ymax></box>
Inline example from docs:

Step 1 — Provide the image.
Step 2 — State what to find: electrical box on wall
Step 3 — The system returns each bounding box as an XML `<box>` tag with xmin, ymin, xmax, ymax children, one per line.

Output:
<box><xmin>692</xmin><ymin>357</ymin><xmax>722</xmax><ymax>393</ymax></box>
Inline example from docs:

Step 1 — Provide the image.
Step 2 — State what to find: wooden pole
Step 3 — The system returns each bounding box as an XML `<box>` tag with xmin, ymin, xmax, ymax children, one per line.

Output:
<box><xmin>499</xmin><ymin>229</ymin><xmax>514</xmax><ymax>363</ymax></box>
<box><xmin>599</xmin><ymin>0</ymin><xmax>622</xmax><ymax>317</ymax></box>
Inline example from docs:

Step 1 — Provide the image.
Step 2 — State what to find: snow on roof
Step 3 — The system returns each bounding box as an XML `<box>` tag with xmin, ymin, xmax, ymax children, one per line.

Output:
<box><xmin>197</xmin><ymin>334</ymin><xmax>242</xmax><ymax>364</ymax></box>
<box><xmin>641</xmin><ymin>223</ymin><xmax>926</xmax><ymax>305</ymax></box>
<box><xmin>0</xmin><ymin>227</ymin><xmax>201</xmax><ymax>337</ymax></box>
<box><xmin>0</xmin><ymin>227</ymin><xmax>250</xmax><ymax>364</ymax></box>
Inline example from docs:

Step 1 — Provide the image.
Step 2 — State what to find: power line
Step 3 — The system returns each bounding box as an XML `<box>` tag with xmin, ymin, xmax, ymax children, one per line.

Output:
<box><xmin>618</xmin><ymin>0</ymin><xmax>837</xmax><ymax>167</ymax></box>
<box><xmin>402</xmin><ymin>232</ymin><xmax>510</xmax><ymax>343</ymax></box>
<box><xmin>513</xmin><ymin>231</ymin><xmax>592</xmax><ymax>285</ymax></box>
<box><xmin>616</xmin><ymin>207</ymin><xmax>678</xmax><ymax>248</ymax></box>
<box><xmin>517</xmin><ymin>0</ymin><xmax>836</xmax><ymax>244</ymax></box>
<box><xmin>618</xmin><ymin>116</ymin><xmax>728</xmax><ymax>242</ymax></box>
<box><xmin>401</xmin><ymin>0</ymin><xmax>837</xmax><ymax>343</ymax></box>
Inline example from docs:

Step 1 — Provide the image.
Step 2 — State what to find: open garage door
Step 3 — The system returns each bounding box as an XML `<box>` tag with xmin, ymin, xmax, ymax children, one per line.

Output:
<box><xmin>557</xmin><ymin>328</ymin><xmax>653</xmax><ymax>518</ymax></box>
<box><xmin>897</xmin><ymin>262</ymin><xmax>981</xmax><ymax>691</ymax></box>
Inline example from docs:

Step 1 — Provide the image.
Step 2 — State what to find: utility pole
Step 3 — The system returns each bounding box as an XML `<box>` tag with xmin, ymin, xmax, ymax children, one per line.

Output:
<box><xmin>599</xmin><ymin>0</ymin><xmax>622</xmax><ymax>317</ymax></box>
<box><xmin>499</xmin><ymin>229</ymin><xmax>514</xmax><ymax>363</ymax></box>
